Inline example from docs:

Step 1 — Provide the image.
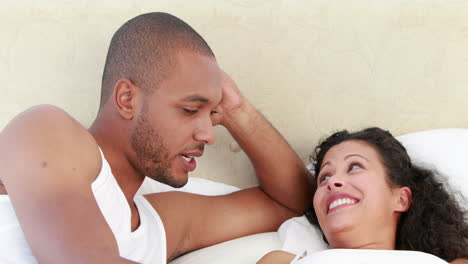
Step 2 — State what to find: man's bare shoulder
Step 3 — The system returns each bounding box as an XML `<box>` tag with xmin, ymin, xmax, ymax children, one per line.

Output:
<box><xmin>3</xmin><ymin>104</ymin><xmax>86</xmax><ymax>133</ymax></box>
<box><xmin>0</xmin><ymin>105</ymin><xmax>101</xmax><ymax>184</ymax></box>
<box><xmin>2</xmin><ymin>104</ymin><xmax>94</xmax><ymax>141</ymax></box>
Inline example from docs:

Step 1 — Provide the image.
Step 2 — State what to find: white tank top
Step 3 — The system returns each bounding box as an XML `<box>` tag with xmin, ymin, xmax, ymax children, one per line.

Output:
<box><xmin>0</xmin><ymin>148</ymin><xmax>166</xmax><ymax>263</ymax></box>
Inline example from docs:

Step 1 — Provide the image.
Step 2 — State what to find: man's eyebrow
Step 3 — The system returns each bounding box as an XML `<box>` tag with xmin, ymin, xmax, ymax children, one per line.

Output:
<box><xmin>344</xmin><ymin>154</ymin><xmax>370</xmax><ymax>161</ymax></box>
<box><xmin>182</xmin><ymin>95</ymin><xmax>210</xmax><ymax>103</ymax></box>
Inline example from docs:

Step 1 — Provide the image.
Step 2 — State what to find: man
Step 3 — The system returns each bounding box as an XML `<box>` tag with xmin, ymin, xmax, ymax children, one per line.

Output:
<box><xmin>0</xmin><ymin>12</ymin><xmax>311</xmax><ymax>263</ymax></box>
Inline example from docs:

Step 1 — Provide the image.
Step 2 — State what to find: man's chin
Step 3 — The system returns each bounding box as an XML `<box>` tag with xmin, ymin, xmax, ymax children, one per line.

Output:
<box><xmin>146</xmin><ymin>169</ymin><xmax>188</xmax><ymax>188</ymax></box>
<box><xmin>166</xmin><ymin>178</ymin><xmax>188</xmax><ymax>188</ymax></box>
<box><xmin>158</xmin><ymin>174</ymin><xmax>188</xmax><ymax>188</ymax></box>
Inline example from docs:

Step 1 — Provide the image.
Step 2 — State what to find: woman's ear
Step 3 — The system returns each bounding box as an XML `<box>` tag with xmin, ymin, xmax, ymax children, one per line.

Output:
<box><xmin>394</xmin><ymin>186</ymin><xmax>412</xmax><ymax>212</ymax></box>
<box><xmin>113</xmin><ymin>79</ymin><xmax>139</xmax><ymax>120</ymax></box>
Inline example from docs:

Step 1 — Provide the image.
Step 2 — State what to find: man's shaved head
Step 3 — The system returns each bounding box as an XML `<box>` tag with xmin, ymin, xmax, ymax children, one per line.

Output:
<box><xmin>100</xmin><ymin>12</ymin><xmax>215</xmax><ymax>107</ymax></box>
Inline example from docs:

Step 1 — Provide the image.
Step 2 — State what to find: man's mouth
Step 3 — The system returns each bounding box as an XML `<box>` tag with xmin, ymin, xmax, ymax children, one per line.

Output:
<box><xmin>178</xmin><ymin>150</ymin><xmax>203</xmax><ymax>172</ymax></box>
<box><xmin>181</xmin><ymin>154</ymin><xmax>194</xmax><ymax>162</ymax></box>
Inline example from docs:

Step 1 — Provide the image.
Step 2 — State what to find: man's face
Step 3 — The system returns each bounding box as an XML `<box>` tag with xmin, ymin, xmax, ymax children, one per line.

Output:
<box><xmin>130</xmin><ymin>51</ymin><xmax>222</xmax><ymax>187</ymax></box>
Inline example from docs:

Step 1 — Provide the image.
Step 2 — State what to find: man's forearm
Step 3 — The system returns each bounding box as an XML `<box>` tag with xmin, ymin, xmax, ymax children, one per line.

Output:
<box><xmin>222</xmin><ymin>100</ymin><xmax>312</xmax><ymax>213</ymax></box>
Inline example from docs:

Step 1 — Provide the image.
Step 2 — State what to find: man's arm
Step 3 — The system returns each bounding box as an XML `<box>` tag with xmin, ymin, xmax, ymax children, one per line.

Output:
<box><xmin>146</xmin><ymin>72</ymin><xmax>312</xmax><ymax>260</ymax></box>
<box><xmin>0</xmin><ymin>105</ymin><xmax>136</xmax><ymax>264</ymax></box>
<box><xmin>218</xmin><ymin>74</ymin><xmax>311</xmax><ymax>214</ymax></box>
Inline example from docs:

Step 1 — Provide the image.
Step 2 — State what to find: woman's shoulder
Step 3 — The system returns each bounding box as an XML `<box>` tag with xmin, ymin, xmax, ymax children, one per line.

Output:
<box><xmin>257</xmin><ymin>250</ymin><xmax>296</xmax><ymax>264</ymax></box>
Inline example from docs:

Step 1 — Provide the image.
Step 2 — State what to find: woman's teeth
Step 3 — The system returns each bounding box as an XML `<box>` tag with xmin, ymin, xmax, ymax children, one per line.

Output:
<box><xmin>329</xmin><ymin>198</ymin><xmax>357</xmax><ymax>211</ymax></box>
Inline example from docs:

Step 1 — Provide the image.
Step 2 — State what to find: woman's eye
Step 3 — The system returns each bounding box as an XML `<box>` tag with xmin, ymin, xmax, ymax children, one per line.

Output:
<box><xmin>349</xmin><ymin>163</ymin><xmax>362</xmax><ymax>171</ymax></box>
<box><xmin>210</xmin><ymin>110</ymin><xmax>218</xmax><ymax>115</ymax></box>
<box><xmin>319</xmin><ymin>174</ymin><xmax>330</xmax><ymax>183</ymax></box>
<box><xmin>183</xmin><ymin>108</ymin><xmax>198</xmax><ymax>114</ymax></box>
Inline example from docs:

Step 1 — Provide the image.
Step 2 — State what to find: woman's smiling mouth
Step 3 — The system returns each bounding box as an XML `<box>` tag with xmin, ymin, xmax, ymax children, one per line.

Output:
<box><xmin>326</xmin><ymin>193</ymin><xmax>360</xmax><ymax>214</ymax></box>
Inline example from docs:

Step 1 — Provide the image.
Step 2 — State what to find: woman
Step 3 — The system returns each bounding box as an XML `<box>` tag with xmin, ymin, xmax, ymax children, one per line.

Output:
<box><xmin>258</xmin><ymin>128</ymin><xmax>468</xmax><ymax>264</ymax></box>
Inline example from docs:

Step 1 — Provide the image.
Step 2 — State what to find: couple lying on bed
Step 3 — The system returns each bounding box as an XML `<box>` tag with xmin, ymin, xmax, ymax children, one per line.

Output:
<box><xmin>0</xmin><ymin>12</ymin><xmax>466</xmax><ymax>264</ymax></box>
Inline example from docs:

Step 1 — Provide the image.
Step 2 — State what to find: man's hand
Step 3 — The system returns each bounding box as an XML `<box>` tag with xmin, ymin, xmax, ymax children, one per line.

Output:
<box><xmin>211</xmin><ymin>70</ymin><xmax>245</xmax><ymax>126</ymax></box>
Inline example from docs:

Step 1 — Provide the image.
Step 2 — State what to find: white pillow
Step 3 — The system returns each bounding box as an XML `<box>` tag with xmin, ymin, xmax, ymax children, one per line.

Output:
<box><xmin>278</xmin><ymin>216</ymin><xmax>327</xmax><ymax>255</ymax></box>
<box><xmin>397</xmin><ymin>128</ymin><xmax>468</xmax><ymax>208</ymax></box>
<box><xmin>137</xmin><ymin>176</ymin><xmax>240</xmax><ymax>196</ymax></box>
<box><xmin>170</xmin><ymin>232</ymin><xmax>281</xmax><ymax>264</ymax></box>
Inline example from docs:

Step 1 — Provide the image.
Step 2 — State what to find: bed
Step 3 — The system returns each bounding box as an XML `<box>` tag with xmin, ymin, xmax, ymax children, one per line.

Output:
<box><xmin>1</xmin><ymin>1</ymin><xmax>467</xmax><ymax>263</ymax></box>
<box><xmin>140</xmin><ymin>129</ymin><xmax>468</xmax><ymax>264</ymax></box>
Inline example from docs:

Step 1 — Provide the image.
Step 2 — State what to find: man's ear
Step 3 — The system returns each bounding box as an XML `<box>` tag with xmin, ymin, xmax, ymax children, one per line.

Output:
<box><xmin>394</xmin><ymin>186</ymin><xmax>412</xmax><ymax>212</ymax></box>
<box><xmin>113</xmin><ymin>79</ymin><xmax>139</xmax><ymax>120</ymax></box>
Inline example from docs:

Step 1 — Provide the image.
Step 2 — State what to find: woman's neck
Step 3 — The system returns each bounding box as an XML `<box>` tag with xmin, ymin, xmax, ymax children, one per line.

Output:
<box><xmin>327</xmin><ymin>226</ymin><xmax>397</xmax><ymax>250</ymax></box>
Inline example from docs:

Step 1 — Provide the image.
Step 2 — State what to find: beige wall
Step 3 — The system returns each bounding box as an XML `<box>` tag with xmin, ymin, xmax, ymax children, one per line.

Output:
<box><xmin>1</xmin><ymin>0</ymin><xmax>468</xmax><ymax>188</ymax></box>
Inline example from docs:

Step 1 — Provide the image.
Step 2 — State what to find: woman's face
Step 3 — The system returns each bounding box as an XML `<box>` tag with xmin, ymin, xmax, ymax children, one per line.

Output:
<box><xmin>313</xmin><ymin>140</ymin><xmax>408</xmax><ymax>248</ymax></box>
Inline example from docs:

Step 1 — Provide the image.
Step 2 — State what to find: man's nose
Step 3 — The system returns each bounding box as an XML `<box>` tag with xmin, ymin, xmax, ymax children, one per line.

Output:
<box><xmin>193</xmin><ymin>119</ymin><xmax>215</xmax><ymax>145</ymax></box>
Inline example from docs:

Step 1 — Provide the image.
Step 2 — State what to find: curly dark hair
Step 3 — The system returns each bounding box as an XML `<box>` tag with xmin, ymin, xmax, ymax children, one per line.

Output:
<box><xmin>305</xmin><ymin>127</ymin><xmax>468</xmax><ymax>262</ymax></box>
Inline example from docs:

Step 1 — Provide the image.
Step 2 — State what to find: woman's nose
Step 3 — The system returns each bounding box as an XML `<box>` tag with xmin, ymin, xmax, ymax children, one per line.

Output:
<box><xmin>327</xmin><ymin>176</ymin><xmax>344</xmax><ymax>190</ymax></box>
